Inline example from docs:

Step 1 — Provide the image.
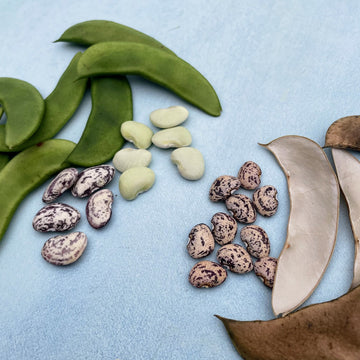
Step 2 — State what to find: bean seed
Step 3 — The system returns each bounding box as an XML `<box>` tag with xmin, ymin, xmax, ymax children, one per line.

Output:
<box><xmin>76</xmin><ymin>42</ymin><xmax>222</xmax><ymax>117</ymax></box>
<box><xmin>187</xmin><ymin>223</ymin><xmax>214</xmax><ymax>259</ymax></box>
<box><xmin>211</xmin><ymin>212</ymin><xmax>237</xmax><ymax>245</ymax></box>
<box><xmin>120</xmin><ymin>121</ymin><xmax>153</xmax><ymax>149</ymax></box>
<box><xmin>150</xmin><ymin>105</ymin><xmax>189</xmax><ymax>128</ymax></box>
<box><xmin>86</xmin><ymin>189</ymin><xmax>114</xmax><ymax>229</ymax></box>
<box><xmin>112</xmin><ymin>148</ymin><xmax>152</xmax><ymax>173</ymax></box>
<box><xmin>42</xmin><ymin>167</ymin><xmax>79</xmax><ymax>203</ymax></box>
<box><xmin>0</xmin><ymin>77</ymin><xmax>45</xmax><ymax>149</ymax></box>
<box><xmin>225</xmin><ymin>194</ymin><xmax>257</xmax><ymax>223</ymax></box>
<box><xmin>41</xmin><ymin>231</ymin><xmax>87</xmax><ymax>266</ymax></box>
<box><xmin>71</xmin><ymin>165</ymin><xmax>115</xmax><ymax>198</ymax></box>
<box><xmin>67</xmin><ymin>76</ymin><xmax>133</xmax><ymax>167</ymax></box>
<box><xmin>189</xmin><ymin>260</ymin><xmax>227</xmax><ymax>288</ymax></box>
<box><xmin>0</xmin><ymin>139</ymin><xmax>75</xmax><ymax>243</ymax></box>
<box><xmin>33</xmin><ymin>203</ymin><xmax>81</xmax><ymax>232</ymax></box>
<box><xmin>238</xmin><ymin>161</ymin><xmax>262</xmax><ymax>190</ymax></box>
<box><xmin>216</xmin><ymin>244</ymin><xmax>253</xmax><ymax>274</ymax></box>
<box><xmin>170</xmin><ymin>147</ymin><xmax>204</xmax><ymax>180</ymax></box>
<box><xmin>253</xmin><ymin>257</ymin><xmax>277</xmax><ymax>288</ymax></box>
<box><xmin>240</xmin><ymin>225</ymin><xmax>270</xmax><ymax>258</ymax></box>
<box><xmin>118</xmin><ymin>166</ymin><xmax>155</xmax><ymax>200</ymax></box>
<box><xmin>209</xmin><ymin>175</ymin><xmax>242</xmax><ymax>202</ymax></box>
<box><xmin>253</xmin><ymin>185</ymin><xmax>279</xmax><ymax>217</ymax></box>
<box><xmin>152</xmin><ymin>126</ymin><xmax>192</xmax><ymax>149</ymax></box>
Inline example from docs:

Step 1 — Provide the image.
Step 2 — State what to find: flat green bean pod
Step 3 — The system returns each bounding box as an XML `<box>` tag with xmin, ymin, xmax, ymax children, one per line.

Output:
<box><xmin>55</xmin><ymin>20</ymin><xmax>175</xmax><ymax>55</ymax></box>
<box><xmin>0</xmin><ymin>139</ymin><xmax>76</xmax><ymax>243</ymax></box>
<box><xmin>77</xmin><ymin>41</ymin><xmax>222</xmax><ymax>117</ymax></box>
<box><xmin>0</xmin><ymin>106</ymin><xmax>3</xmax><ymax>119</ymax></box>
<box><xmin>0</xmin><ymin>153</ymin><xmax>10</xmax><ymax>171</ymax></box>
<box><xmin>67</xmin><ymin>76</ymin><xmax>133</xmax><ymax>167</ymax></box>
<box><xmin>0</xmin><ymin>53</ymin><xmax>87</xmax><ymax>152</ymax></box>
<box><xmin>0</xmin><ymin>77</ymin><xmax>45</xmax><ymax>149</ymax></box>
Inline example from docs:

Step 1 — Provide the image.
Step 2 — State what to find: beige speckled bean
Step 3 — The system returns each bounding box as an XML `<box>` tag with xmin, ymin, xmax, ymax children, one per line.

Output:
<box><xmin>189</xmin><ymin>260</ymin><xmax>227</xmax><ymax>288</ymax></box>
<box><xmin>216</xmin><ymin>244</ymin><xmax>253</xmax><ymax>274</ymax></box>
<box><xmin>120</xmin><ymin>121</ymin><xmax>153</xmax><ymax>149</ymax></box>
<box><xmin>254</xmin><ymin>256</ymin><xmax>278</xmax><ymax>288</ymax></box>
<box><xmin>253</xmin><ymin>185</ymin><xmax>279</xmax><ymax>217</ymax></box>
<box><xmin>238</xmin><ymin>161</ymin><xmax>262</xmax><ymax>190</ymax></box>
<box><xmin>225</xmin><ymin>194</ymin><xmax>257</xmax><ymax>224</ymax></box>
<box><xmin>187</xmin><ymin>223</ymin><xmax>214</xmax><ymax>258</ymax></box>
<box><xmin>41</xmin><ymin>231</ymin><xmax>87</xmax><ymax>266</ymax></box>
<box><xmin>209</xmin><ymin>175</ymin><xmax>242</xmax><ymax>202</ymax></box>
<box><xmin>211</xmin><ymin>212</ymin><xmax>237</xmax><ymax>245</ymax></box>
<box><xmin>240</xmin><ymin>225</ymin><xmax>270</xmax><ymax>258</ymax></box>
<box><xmin>152</xmin><ymin>126</ymin><xmax>192</xmax><ymax>148</ymax></box>
<box><xmin>86</xmin><ymin>189</ymin><xmax>114</xmax><ymax>229</ymax></box>
<box><xmin>150</xmin><ymin>105</ymin><xmax>189</xmax><ymax>128</ymax></box>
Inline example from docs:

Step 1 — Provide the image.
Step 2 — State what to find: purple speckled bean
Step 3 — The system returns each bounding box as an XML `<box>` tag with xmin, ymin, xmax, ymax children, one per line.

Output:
<box><xmin>189</xmin><ymin>260</ymin><xmax>227</xmax><ymax>288</ymax></box>
<box><xmin>42</xmin><ymin>167</ymin><xmax>79</xmax><ymax>203</ymax></box>
<box><xmin>71</xmin><ymin>165</ymin><xmax>115</xmax><ymax>198</ymax></box>
<box><xmin>253</xmin><ymin>185</ymin><xmax>278</xmax><ymax>217</ymax></box>
<box><xmin>240</xmin><ymin>225</ymin><xmax>270</xmax><ymax>258</ymax></box>
<box><xmin>32</xmin><ymin>203</ymin><xmax>81</xmax><ymax>232</ymax></box>
<box><xmin>254</xmin><ymin>256</ymin><xmax>278</xmax><ymax>288</ymax></box>
<box><xmin>216</xmin><ymin>244</ymin><xmax>253</xmax><ymax>274</ymax></box>
<box><xmin>41</xmin><ymin>231</ymin><xmax>87</xmax><ymax>266</ymax></box>
<box><xmin>225</xmin><ymin>194</ymin><xmax>257</xmax><ymax>224</ymax></box>
<box><xmin>187</xmin><ymin>223</ymin><xmax>215</xmax><ymax>259</ymax></box>
<box><xmin>211</xmin><ymin>212</ymin><xmax>237</xmax><ymax>245</ymax></box>
<box><xmin>86</xmin><ymin>189</ymin><xmax>114</xmax><ymax>229</ymax></box>
<box><xmin>237</xmin><ymin>161</ymin><xmax>262</xmax><ymax>190</ymax></box>
<box><xmin>209</xmin><ymin>175</ymin><xmax>241</xmax><ymax>202</ymax></box>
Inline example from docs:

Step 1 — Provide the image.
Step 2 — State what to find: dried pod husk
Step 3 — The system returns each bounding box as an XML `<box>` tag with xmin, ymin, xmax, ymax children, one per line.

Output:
<box><xmin>216</xmin><ymin>285</ymin><xmax>360</xmax><ymax>360</ymax></box>
<box><xmin>332</xmin><ymin>148</ymin><xmax>360</xmax><ymax>289</ymax></box>
<box><xmin>261</xmin><ymin>136</ymin><xmax>339</xmax><ymax>316</ymax></box>
<box><xmin>325</xmin><ymin>115</ymin><xmax>360</xmax><ymax>150</ymax></box>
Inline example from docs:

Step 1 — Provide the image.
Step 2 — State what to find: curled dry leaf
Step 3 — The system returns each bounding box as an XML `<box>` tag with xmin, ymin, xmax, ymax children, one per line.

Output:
<box><xmin>332</xmin><ymin>148</ymin><xmax>360</xmax><ymax>289</ymax></box>
<box><xmin>325</xmin><ymin>115</ymin><xmax>360</xmax><ymax>150</ymax></box>
<box><xmin>261</xmin><ymin>135</ymin><xmax>339</xmax><ymax>316</ymax></box>
<box><xmin>216</xmin><ymin>285</ymin><xmax>360</xmax><ymax>360</ymax></box>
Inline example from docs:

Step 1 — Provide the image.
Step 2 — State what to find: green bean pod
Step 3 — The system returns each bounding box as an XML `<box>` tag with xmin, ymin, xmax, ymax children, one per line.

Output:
<box><xmin>77</xmin><ymin>42</ymin><xmax>222</xmax><ymax>116</ymax></box>
<box><xmin>0</xmin><ymin>139</ymin><xmax>76</xmax><ymax>242</ymax></box>
<box><xmin>55</xmin><ymin>20</ymin><xmax>175</xmax><ymax>55</ymax></box>
<box><xmin>0</xmin><ymin>153</ymin><xmax>10</xmax><ymax>171</ymax></box>
<box><xmin>0</xmin><ymin>105</ymin><xmax>3</xmax><ymax>119</ymax></box>
<box><xmin>67</xmin><ymin>76</ymin><xmax>133</xmax><ymax>167</ymax></box>
<box><xmin>0</xmin><ymin>77</ymin><xmax>45</xmax><ymax>149</ymax></box>
<box><xmin>0</xmin><ymin>52</ymin><xmax>88</xmax><ymax>152</ymax></box>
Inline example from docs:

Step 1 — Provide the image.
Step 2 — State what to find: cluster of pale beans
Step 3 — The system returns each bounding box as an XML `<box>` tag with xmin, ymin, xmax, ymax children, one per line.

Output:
<box><xmin>188</xmin><ymin>161</ymin><xmax>279</xmax><ymax>289</ymax></box>
<box><xmin>113</xmin><ymin>105</ymin><xmax>205</xmax><ymax>200</ymax></box>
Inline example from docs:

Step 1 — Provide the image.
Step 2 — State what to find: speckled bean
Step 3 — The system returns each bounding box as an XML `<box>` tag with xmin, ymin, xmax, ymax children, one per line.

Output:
<box><xmin>253</xmin><ymin>256</ymin><xmax>278</xmax><ymax>288</ymax></box>
<box><xmin>41</xmin><ymin>231</ymin><xmax>87</xmax><ymax>266</ymax></box>
<box><xmin>240</xmin><ymin>225</ymin><xmax>270</xmax><ymax>258</ymax></box>
<box><xmin>225</xmin><ymin>194</ymin><xmax>257</xmax><ymax>224</ymax></box>
<box><xmin>188</xmin><ymin>260</ymin><xmax>227</xmax><ymax>288</ymax></box>
<box><xmin>211</xmin><ymin>212</ymin><xmax>237</xmax><ymax>245</ymax></box>
<box><xmin>32</xmin><ymin>203</ymin><xmax>81</xmax><ymax>232</ymax></box>
<box><xmin>71</xmin><ymin>165</ymin><xmax>115</xmax><ymax>198</ymax></box>
<box><xmin>86</xmin><ymin>189</ymin><xmax>114</xmax><ymax>229</ymax></box>
<box><xmin>42</xmin><ymin>167</ymin><xmax>79</xmax><ymax>203</ymax></box>
<box><xmin>253</xmin><ymin>185</ymin><xmax>279</xmax><ymax>217</ymax></box>
<box><xmin>216</xmin><ymin>244</ymin><xmax>253</xmax><ymax>274</ymax></box>
<box><xmin>187</xmin><ymin>223</ymin><xmax>215</xmax><ymax>259</ymax></box>
<box><xmin>209</xmin><ymin>175</ymin><xmax>242</xmax><ymax>202</ymax></box>
<box><xmin>238</xmin><ymin>161</ymin><xmax>262</xmax><ymax>190</ymax></box>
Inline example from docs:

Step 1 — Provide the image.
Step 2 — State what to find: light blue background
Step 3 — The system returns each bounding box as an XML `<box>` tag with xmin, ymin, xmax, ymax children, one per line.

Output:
<box><xmin>0</xmin><ymin>1</ymin><xmax>359</xmax><ymax>359</ymax></box>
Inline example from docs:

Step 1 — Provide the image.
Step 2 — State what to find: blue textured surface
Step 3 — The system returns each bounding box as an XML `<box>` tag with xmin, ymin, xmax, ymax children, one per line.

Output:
<box><xmin>0</xmin><ymin>1</ymin><xmax>359</xmax><ymax>359</ymax></box>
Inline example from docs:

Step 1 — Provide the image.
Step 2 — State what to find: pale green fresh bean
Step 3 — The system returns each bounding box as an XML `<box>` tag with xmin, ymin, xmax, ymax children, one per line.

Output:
<box><xmin>113</xmin><ymin>148</ymin><xmax>152</xmax><ymax>173</ymax></box>
<box><xmin>119</xmin><ymin>167</ymin><xmax>155</xmax><ymax>200</ymax></box>
<box><xmin>120</xmin><ymin>121</ymin><xmax>153</xmax><ymax>149</ymax></box>
<box><xmin>0</xmin><ymin>139</ymin><xmax>76</xmax><ymax>242</ymax></box>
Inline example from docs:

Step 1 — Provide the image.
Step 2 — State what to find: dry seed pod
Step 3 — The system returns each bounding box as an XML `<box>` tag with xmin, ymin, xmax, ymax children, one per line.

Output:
<box><xmin>187</xmin><ymin>223</ymin><xmax>215</xmax><ymax>259</ymax></box>
<box><xmin>42</xmin><ymin>167</ymin><xmax>79</xmax><ymax>203</ymax></box>
<box><xmin>216</xmin><ymin>244</ymin><xmax>253</xmax><ymax>274</ymax></box>
<box><xmin>253</xmin><ymin>257</ymin><xmax>277</xmax><ymax>288</ymax></box>
<box><xmin>209</xmin><ymin>175</ymin><xmax>241</xmax><ymax>202</ymax></box>
<box><xmin>332</xmin><ymin>148</ymin><xmax>360</xmax><ymax>289</ymax></box>
<box><xmin>253</xmin><ymin>185</ymin><xmax>278</xmax><ymax>217</ymax></box>
<box><xmin>216</xmin><ymin>286</ymin><xmax>360</xmax><ymax>360</ymax></box>
<box><xmin>86</xmin><ymin>189</ymin><xmax>114</xmax><ymax>229</ymax></box>
<box><xmin>211</xmin><ymin>212</ymin><xmax>237</xmax><ymax>245</ymax></box>
<box><xmin>240</xmin><ymin>225</ymin><xmax>270</xmax><ymax>258</ymax></box>
<box><xmin>41</xmin><ymin>232</ymin><xmax>87</xmax><ymax>266</ymax></box>
<box><xmin>189</xmin><ymin>260</ymin><xmax>227</xmax><ymax>288</ymax></box>
<box><xmin>325</xmin><ymin>115</ymin><xmax>360</xmax><ymax>150</ymax></box>
<box><xmin>237</xmin><ymin>161</ymin><xmax>261</xmax><ymax>190</ymax></box>
<box><xmin>262</xmin><ymin>136</ymin><xmax>339</xmax><ymax>316</ymax></box>
<box><xmin>225</xmin><ymin>194</ymin><xmax>257</xmax><ymax>224</ymax></box>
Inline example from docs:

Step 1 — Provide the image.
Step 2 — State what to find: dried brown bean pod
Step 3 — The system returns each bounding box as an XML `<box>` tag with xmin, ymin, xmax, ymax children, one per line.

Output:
<box><xmin>209</xmin><ymin>175</ymin><xmax>241</xmax><ymax>202</ymax></box>
<box><xmin>189</xmin><ymin>260</ymin><xmax>227</xmax><ymax>288</ymax></box>
<box><xmin>211</xmin><ymin>212</ymin><xmax>237</xmax><ymax>245</ymax></box>
<box><xmin>42</xmin><ymin>167</ymin><xmax>78</xmax><ymax>203</ymax></box>
<box><xmin>225</xmin><ymin>194</ymin><xmax>256</xmax><ymax>224</ymax></box>
<box><xmin>237</xmin><ymin>161</ymin><xmax>261</xmax><ymax>190</ymax></box>
<box><xmin>86</xmin><ymin>189</ymin><xmax>114</xmax><ymax>229</ymax></box>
